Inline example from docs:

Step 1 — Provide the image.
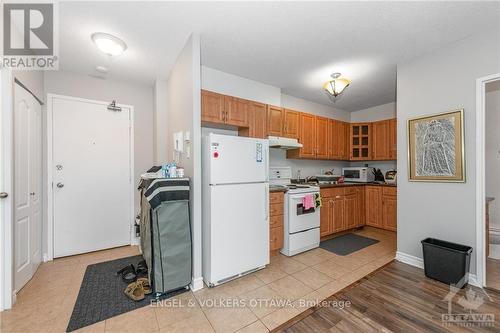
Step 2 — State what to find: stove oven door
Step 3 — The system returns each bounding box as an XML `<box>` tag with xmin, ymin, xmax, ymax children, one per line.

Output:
<box><xmin>287</xmin><ymin>192</ymin><xmax>320</xmax><ymax>233</ymax></box>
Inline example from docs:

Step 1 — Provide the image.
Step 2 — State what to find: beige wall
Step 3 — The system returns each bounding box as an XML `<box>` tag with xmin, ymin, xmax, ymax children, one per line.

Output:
<box><xmin>165</xmin><ymin>34</ymin><xmax>202</xmax><ymax>288</ymax></box>
<box><xmin>397</xmin><ymin>31</ymin><xmax>500</xmax><ymax>274</ymax></box>
<box><xmin>44</xmin><ymin>70</ymin><xmax>154</xmax><ymax>216</ymax></box>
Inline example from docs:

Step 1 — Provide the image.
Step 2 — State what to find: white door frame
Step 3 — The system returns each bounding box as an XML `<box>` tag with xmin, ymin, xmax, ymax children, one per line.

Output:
<box><xmin>46</xmin><ymin>94</ymin><xmax>135</xmax><ymax>261</ymax></box>
<box><xmin>475</xmin><ymin>72</ymin><xmax>500</xmax><ymax>287</ymax></box>
<box><xmin>0</xmin><ymin>69</ymin><xmax>14</xmax><ymax>310</ymax></box>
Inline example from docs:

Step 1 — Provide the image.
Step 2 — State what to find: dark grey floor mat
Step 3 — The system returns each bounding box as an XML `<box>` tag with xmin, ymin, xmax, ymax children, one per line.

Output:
<box><xmin>66</xmin><ymin>255</ymin><xmax>187</xmax><ymax>332</ymax></box>
<box><xmin>320</xmin><ymin>233</ymin><xmax>379</xmax><ymax>256</ymax></box>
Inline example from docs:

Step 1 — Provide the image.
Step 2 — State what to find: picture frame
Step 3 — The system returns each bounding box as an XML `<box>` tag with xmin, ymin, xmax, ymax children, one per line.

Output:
<box><xmin>407</xmin><ymin>109</ymin><xmax>465</xmax><ymax>182</ymax></box>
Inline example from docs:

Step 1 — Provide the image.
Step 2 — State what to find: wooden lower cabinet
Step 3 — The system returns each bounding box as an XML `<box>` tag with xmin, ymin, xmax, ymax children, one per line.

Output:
<box><xmin>365</xmin><ymin>186</ymin><xmax>397</xmax><ymax>231</ymax></box>
<box><xmin>381</xmin><ymin>187</ymin><xmax>397</xmax><ymax>231</ymax></box>
<box><xmin>270</xmin><ymin>226</ymin><xmax>284</xmax><ymax>252</ymax></box>
<box><xmin>332</xmin><ymin>196</ymin><xmax>345</xmax><ymax>232</ymax></box>
<box><xmin>321</xmin><ymin>186</ymin><xmax>396</xmax><ymax>238</ymax></box>
<box><xmin>269</xmin><ymin>192</ymin><xmax>284</xmax><ymax>254</ymax></box>
<box><xmin>320</xmin><ymin>187</ymin><xmax>362</xmax><ymax>237</ymax></box>
<box><xmin>344</xmin><ymin>192</ymin><xmax>358</xmax><ymax>229</ymax></box>
<box><xmin>365</xmin><ymin>186</ymin><xmax>382</xmax><ymax>228</ymax></box>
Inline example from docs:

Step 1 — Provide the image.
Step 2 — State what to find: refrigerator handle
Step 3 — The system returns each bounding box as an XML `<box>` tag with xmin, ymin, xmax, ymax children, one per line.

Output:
<box><xmin>264</xmin><ymin>147</ymin><xmax>269</xmax><ymax>181</ymax></box>
<box><xmin>264</xmin><ymin>187</ymin><xmax>269</xmax><ymax>220</ymax></box>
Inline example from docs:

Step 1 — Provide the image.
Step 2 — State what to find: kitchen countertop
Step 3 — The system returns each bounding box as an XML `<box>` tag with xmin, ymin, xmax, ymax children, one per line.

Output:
<box><xmin>269</xmin><ymin>182</ymin><xmax>396</xmax><ymax>192</ymax></box>
<box><xmin>318</xmin><ymin>182</ymin><xmax>397</xmax><ymax>188</ymax></box>
<box><xmin>269</xmin><ymin>187</ymin><xmax>288</xmax><ymax>193</ymax></box>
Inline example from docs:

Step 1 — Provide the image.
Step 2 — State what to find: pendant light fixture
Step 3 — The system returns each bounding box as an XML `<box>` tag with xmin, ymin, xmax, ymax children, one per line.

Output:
<box><xmin>323</xmin><ymin>73</ymin><xmax>350</xmax><ymax>102</ymax></box>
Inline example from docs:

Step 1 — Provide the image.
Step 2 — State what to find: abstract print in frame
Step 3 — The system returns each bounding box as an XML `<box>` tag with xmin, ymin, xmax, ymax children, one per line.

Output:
<box><xmin>408</xmin><ymin>109</ymin><xmax>465</xmax><ymax>182</ymax></box>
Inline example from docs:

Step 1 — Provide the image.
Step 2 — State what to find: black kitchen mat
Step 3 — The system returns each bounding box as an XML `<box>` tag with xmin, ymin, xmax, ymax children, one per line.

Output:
<box><xmin>66</xmin><ymin>255</ymin><xmax>187</xmax><ymax>332</ymax></box>
<box><xmin>320</xmin><ymin>233</ymin><xmax>379</xmax><ymax>256</ymax></box>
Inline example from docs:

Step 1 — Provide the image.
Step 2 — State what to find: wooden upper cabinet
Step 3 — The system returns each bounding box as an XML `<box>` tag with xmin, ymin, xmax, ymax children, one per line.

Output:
<box><xmin>372</xmin><ymin>120</ymin><xmax>390</xmax><ymax>160</ymax></box>
<box><xmin>389</xmin><ymin>118</ymin><xmax>397</xmax><ymax>159</ymax></box>
<box><xmin>298</xmin><ymin>113</ymin><xmax>316</xmax><ymax>158</ymax></box>
<box><xmin>315</xmin><ymin>116</ymin><xmax>329</xmax><ymax>158</ymax></box>
<box><xmin>240</xmin><ymin>101</ymin><xmax>267</xmax><ymax>139</ymax></box>
<box><xmin>201</xmin><ymin>90</ymin><xmax>224</xmax><ymax>123</ymax></box>
<box><xmin>283</xmin><ymin>109</ymin><xmax>300</xmax><ymax>139</ymax></box>
<box><xmin>350</xmin><ymin>123</ymin><xmax>372</xmax><ymax>160</ymax></box>
<box><xmin>267</xmin><ymin>105</ymin><xmax>284</xmax><ymax>137</ymax></box>
<box><xmin>327</xmin><ymin>120</ymin><xmax>336</xmax><ymax>159</ymax></box>
<box><xmin>224</xmin><ymin>96</ymin><xmax>248</xmax><ymax>127</ymax></box>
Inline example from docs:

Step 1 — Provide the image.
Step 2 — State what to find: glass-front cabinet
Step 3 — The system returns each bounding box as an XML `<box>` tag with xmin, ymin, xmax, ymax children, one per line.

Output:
<box><xmin>350</xmin><ymin>123</ymin><xmax>372</xmax><ymax>160</ymax></box>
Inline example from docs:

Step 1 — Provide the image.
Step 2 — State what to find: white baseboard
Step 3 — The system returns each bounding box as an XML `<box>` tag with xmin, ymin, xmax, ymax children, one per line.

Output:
<box><xmin>396</xmin><ymin>251</ymin><xmax>481</xmax><ymax>288</ymax></box>
<box><xmin>395</xmin><ymin>251</ymin><xmax>424</xmax><ymax>269</ymax></box>
<box><xmin>190</xmin><ymin>277</ymin><xmax>204</xmax><ymax>291</ymax></box>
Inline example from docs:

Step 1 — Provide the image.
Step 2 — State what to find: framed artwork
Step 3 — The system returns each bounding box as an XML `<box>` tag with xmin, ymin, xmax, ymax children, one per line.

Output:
<box><xmin>407</xmin><ymin>109</ymin><xmax>465</xmax><ymax>182</ymax></box>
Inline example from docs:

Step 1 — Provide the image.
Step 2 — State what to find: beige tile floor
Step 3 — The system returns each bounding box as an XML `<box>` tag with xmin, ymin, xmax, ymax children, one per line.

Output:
<box><xmin>0</xmin><ymin>227</ymin><xmax>395</xmax><ymax>333</ymax></box>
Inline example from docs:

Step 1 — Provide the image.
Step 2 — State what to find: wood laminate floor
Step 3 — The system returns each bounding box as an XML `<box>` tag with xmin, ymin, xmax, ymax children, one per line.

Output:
<box><xmin>276</xmin><ymin>261</ymin><xmax>500</xmax><ymax>333</ymax></box>
<box><xmin>487</xmin><ymin>258</ymin><xmax>500</xmax><ymax>291</ymax></box>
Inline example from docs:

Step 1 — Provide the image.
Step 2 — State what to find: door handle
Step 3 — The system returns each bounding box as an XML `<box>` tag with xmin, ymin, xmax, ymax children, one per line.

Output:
<box><xmin>0</xmin><ymin>192</ymin><xmax>8</xmax><ymax>199</ymax></box>
<box><xmin>56</xmin><ymin>182</ymin><xmax>64</xmax><ymax>188</ymax></box>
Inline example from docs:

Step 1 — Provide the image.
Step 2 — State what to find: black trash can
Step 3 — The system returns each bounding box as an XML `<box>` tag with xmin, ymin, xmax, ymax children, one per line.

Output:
<box><xmin>421</xmin><ymin>238</ymin><xmax>473</xmax><ymax>288</ymax></box>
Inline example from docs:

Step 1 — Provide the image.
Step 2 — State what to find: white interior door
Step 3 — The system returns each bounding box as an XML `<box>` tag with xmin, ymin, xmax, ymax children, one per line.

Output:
<box><xmin>14</xmin><ymin>84</ymin><xmax>42</xmax><ymax>292</ymax></box>
<box><xmin>52</xmin><ymin>96</ymin><xmax>132</xmax><ymax>258</ymax></box>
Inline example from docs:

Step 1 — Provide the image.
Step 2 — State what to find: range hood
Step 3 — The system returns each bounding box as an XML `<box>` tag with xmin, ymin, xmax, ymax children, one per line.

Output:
<box><xmin>268</xmin><ymin>136</ymin><xmax>303</xmax><ymax>149</ymax></box>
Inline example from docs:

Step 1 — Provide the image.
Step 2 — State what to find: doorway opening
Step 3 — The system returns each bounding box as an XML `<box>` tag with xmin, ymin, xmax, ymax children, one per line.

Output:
<box><xmin>485</xmin><ymin>79</ymin><xmax>500</xmax><ymax>290</ymax></box>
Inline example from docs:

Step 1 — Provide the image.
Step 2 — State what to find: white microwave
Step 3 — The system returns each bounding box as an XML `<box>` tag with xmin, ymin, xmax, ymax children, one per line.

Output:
<box><xmin>342</xmin><ymin>167</ymin><xmax>375</xmax><ymax>183</ymax></box>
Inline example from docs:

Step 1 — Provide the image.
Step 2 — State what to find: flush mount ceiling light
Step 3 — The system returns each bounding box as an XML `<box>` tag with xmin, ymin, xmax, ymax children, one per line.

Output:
<box><xmin>323</xmin><ymin>73</ymin><xmax>351</xmax><ymax>102</ymax></box>
<box><xmin>91</xmin><ymin>32</ymin><xmax>127</xmax><ymax>56</ymax></box>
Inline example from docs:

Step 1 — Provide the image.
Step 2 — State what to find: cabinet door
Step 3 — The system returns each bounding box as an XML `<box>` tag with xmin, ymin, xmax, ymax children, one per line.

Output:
<box><xmin>357</xmin><ymin>188</ymin><xmax>366</xmax><ymax>226</ymax></box>
<box><xmin>320</xmin><ymin>198</ymin><xmax>332</xmax><ymax>237</ymax></box>
<box><xmin>315</xmin><ymin>116</ymin><xmax>329</xmax><ymax>158</ymax></box>
<box><xmin>201</xmin><ymin>90</ymin><xmax>224</xmax><ymax>123</ymax></box>
<box><xmin>298</xmin><ymin>113</ymin><xmax>316</xmax><ymax>158</ymax></box>
<box><xmin>382</xmin><ymin>195</ymin><xmax>397</xmax><ymax>231</ymax></box>
<box><xmin>327</xmin><ymin>120</ymin><xmax>336</xmax><ymax>159</ymax></box>
<box><xmin>249</xmin><ymin>102</ymin><xmax>267</xmax><ymax>138</ymax></box>
<box><xmin>267</xmin><ymin>105</ymin><xmax>284</xmax><ymax>136</ymax></box>
<box><xmin>331</xmin><ymin>196</ymin><xmax>345</xmax><ymax>232</ymax></box>
<box><xmin>270</xmin><ymin>226</ymin><xmax>284</xmax><ymax>251</ymax></box>
<box><xmin>350</xmin><ymin>123</ymin><xmax>372</xmax><ymax>160</ymax></box>
<box><xmin>372</xmin><ymin>120</ymin><xmax>390</xmax><ymax>160</ymax></box>
<box><xmin>344</xmin><ymin>193</ymin><xmax>358</xmax><ymax>229</ymax></box>
<box><xmin>342</xmin><ymin>121</ymin><xmax>350</xmax><ymax>160</ymax></box>
<box><xmin>224</xmin><ymin>96</ymin><xmax>248</xmax><ymax>127</ymax></box>
<box><xmin>283</xmin><ymin>109</ymin><xmax>300</xmax><ymax>139</ymax></box>
<box><xmin>365</xmin><ymin>186</ymin><xmax>382</xmax><ymax>227</ymax></box>
<box><xmin>389</xmin><ymin>118</ymin><xmax>397</xmax><ymax>160</ymax></box>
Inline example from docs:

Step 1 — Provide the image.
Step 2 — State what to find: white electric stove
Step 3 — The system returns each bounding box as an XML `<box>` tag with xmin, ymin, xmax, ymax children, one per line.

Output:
<box><xmin>269</xmin><ymin>167</ymin><xmax>320</xmax><ymax>256</ymax></box>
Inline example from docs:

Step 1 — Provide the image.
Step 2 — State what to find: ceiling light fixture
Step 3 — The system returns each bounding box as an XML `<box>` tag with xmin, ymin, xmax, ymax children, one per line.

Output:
<box><xmin>323</xmin><ymin>73</ymin><xmax>350</xmax><ymax>102</ymax></box>
<box><xmin>91</xmin><ymin>32</ymin><xmax>127</xmax><ymax>56</ymax></box>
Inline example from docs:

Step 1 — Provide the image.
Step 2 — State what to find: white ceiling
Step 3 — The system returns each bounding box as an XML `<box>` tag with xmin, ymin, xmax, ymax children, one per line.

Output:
<box><xmin>59</xmin><ymin>1</ymin><xmax>500</xmax><ymax>111</ymax></box>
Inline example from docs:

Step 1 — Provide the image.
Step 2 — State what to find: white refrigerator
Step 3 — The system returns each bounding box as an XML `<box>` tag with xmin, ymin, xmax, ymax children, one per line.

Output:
<box><xmin>202</xmin><ymin>134</ymin><xmax>269</xmax><ymax>287</ymax></box>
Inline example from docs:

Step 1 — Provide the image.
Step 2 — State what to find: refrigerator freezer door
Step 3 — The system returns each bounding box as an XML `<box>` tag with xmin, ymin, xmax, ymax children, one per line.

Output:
<box><xmin>204</xmin><ymin>182</ymin><xmax>269</xmax><ymax>285</ymax></box>
<box><xmin>207</xmin><ymin>134</ymin><xmax>269</xmax><ymax>185</ymax></box>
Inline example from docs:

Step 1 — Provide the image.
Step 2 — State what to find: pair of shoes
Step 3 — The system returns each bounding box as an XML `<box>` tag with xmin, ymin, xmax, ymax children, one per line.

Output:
<box><xmin>116</xmin><ymin>260</ymin><xmax>148</xmax><ymax>283</ymax></box>
<box><xmin>124</xmin><ymin>278</ymin><xmax>152</xmax><ymax>301</ymax></box>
